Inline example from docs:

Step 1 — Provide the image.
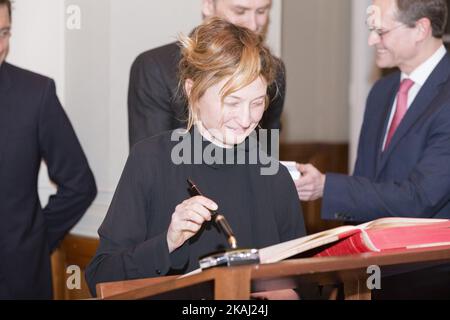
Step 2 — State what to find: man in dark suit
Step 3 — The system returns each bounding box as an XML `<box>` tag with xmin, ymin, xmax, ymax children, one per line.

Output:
<box><xmin>297</xmin><ymin>0</ymin><xmax>450</xmax><ymax>299</ymax></box>
<box><xmin>298</xmin><ymin>0</ymin><xmax>450</xmax><ymax>223</ymax></box>
<box><xmin>128</xmin><ymin>0</ymin><xmax>285</xmax><ymax>148</ymax></box>
<box><xmin>0</xmin><ymin>0</ymin><xmax>97</xmax><ymax>299</ymax></box>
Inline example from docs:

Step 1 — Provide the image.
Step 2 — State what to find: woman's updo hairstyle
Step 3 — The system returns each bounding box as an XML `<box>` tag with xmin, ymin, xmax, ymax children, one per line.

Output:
<box><xmin>178</xmin><ymin>17</ymin><xmax>279</xmax><ymax>130</ymax></box>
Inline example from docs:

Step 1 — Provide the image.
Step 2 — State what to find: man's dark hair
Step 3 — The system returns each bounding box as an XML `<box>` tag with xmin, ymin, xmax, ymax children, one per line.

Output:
<box><xmin>396</xmin><ymin>0</ymin><xmax>448</xmax><ymax>38</ymax></box>
<box><xmin>0</xmin><ymin>0</ymin><xmax>11</xmax><ymax>19</ymax></box>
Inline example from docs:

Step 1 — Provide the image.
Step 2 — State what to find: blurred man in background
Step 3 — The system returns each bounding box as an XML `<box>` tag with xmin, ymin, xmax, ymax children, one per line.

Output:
<box><xmin>128</xmin><ymin>0</ymin><xmax>286</xmax><ymax>148</ymax></box>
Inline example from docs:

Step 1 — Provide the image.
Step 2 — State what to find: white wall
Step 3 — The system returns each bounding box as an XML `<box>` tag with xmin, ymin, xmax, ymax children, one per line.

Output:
<box><xmin>267</xmin><ymin>0</ymin><xmax>282</xmax><ymax>57</ymax></box>
<box><xmin>7</xmin><ymin>0</ymin><xmax>283</xmax><ymax>238</ymax></box>
<box><xmin>349</xmin><ymin>0</ymin><xmax>375</xmax><ymax>170</ymax></box>
<box><xmin>281</xmin><ymin>0</ymin><xmax>352</xmax><ymax>143</ymax></box>
<box><xmin>7</xmin><ymin>0</ymin><xmax>66</xmax><ymax>99</ymax></box>
<box><xmin>281</xmin><ymin>0</ymin><xmax>376</xmax><ymax>171</ymax></box>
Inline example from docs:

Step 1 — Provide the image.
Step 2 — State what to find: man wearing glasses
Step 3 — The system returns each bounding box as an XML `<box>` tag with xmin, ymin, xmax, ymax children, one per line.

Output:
<box><xmin>127</xmin><ymin>0</ymin><xmax>285</xmax><ymax>148</ymax></box>
<box><xmin>0</xmin><ymin>0</ymin><xmax>97</xmax><ymax>299</ymax></box>
<box><xmin>296</xmin><ymin>0</ymin><xmax>450</xmax><ymax>298</ymax></box>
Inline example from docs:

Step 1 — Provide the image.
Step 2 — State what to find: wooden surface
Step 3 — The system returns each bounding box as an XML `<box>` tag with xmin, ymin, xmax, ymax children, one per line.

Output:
<box><xmin>96</xmin><ymin>276</ymin><xmax>178</xmax><ymax>299</ymax></box>
<box><xmin>51</xmin><ymin>235</ymin><xmax>99</xmax><ymax>300</ymax></box>
<box><xmin>97</xmin><ymin>245</ymin><xmax>450</xmax><ymax>300</ymax></box>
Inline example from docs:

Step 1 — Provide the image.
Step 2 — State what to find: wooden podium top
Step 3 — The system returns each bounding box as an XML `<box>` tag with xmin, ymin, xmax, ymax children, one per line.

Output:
<box><xmin>97</xmin><ymin>245</ymin><xmax>450</xmax><ymax>300</ymax></box>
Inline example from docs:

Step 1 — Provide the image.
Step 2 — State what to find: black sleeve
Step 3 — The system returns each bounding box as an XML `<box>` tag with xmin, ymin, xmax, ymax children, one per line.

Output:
<box><xmin>274</xmin><ymin>164</ymin><xmax>307</xmax><ymax>241</ymax></box>
<box><xmin>128</xmin><ymin>53</ymin><xmax>175</xmax><ymax>148</ymax></box>
<box><xmin>261</xmin><ymin>59</ymin><xmax>286</xmax><ymax>130</ymax></box>
<box><xmin>85</xmin><ymin>148</ymin><xmax>188</xmax><ymax>296</ymax></box>
<box><xmin>39</xmin><ymin>80</ymin><xmax>97</xmax><ymax>252</ymax></box>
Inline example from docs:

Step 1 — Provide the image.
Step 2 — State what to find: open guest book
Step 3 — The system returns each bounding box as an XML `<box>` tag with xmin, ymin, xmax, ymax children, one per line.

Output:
<box><xmin>183</xmin><ymin>217</ymin><xmax>450</xmax><ymax>276</ymax></box>
<box><xmin>259</xmin><ymin>217</ymin><xmax>450</xmax><ymax>264</ymax></box>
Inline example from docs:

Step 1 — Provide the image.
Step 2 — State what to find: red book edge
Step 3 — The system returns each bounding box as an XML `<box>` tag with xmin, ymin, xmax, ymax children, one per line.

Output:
<box><xmin>315</xmin><ymin>229</ymin><xmax>373</xmax><ymax>257</ymax></box>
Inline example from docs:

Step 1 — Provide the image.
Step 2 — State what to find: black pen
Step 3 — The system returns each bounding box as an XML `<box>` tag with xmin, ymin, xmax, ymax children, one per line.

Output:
<box><xmin>187</xmin><ymin>179</ymin><xmax>238</xmax><ymax>249</ymax></box>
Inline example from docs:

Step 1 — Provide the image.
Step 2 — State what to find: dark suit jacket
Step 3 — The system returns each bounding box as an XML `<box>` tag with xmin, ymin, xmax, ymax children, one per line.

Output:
<box><xmin>322</xmin><ymin>53</ymin><xmax>450</xmax><ymax>222</ymax></box>
<box><xmin>0</xmin><ymin>63</ymin><xmax>97</xmax><ymax>299</ymax></box>
<box><xmin>128</xmin><ymin>42</ymin><xmax>286</xmax><ymax>147</ymax></box>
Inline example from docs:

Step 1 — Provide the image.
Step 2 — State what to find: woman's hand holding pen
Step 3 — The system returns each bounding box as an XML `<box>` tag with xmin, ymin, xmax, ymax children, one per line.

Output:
<box><xmin>167</xmin><ymin>196</ymin><xmax>218</xmax><ymax>253</ymax></box>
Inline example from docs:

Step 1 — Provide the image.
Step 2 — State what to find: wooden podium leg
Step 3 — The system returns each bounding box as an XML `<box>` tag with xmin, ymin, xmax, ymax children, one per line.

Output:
<box><xmin>214</xmin><ymin>268</ymin><xmax>252</xmax><ymax>300</ymax></box>
<box><xmin>344</xmin><ymin>280</ymin><xmax>371</xmax><ymax>300</ymax></box>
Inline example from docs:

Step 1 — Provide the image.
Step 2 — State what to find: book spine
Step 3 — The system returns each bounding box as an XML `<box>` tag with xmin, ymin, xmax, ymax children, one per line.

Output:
<box><xmin>315</xmin><ymin>232</ymin><xmax>373</xmax><ymax>257</ymax></box>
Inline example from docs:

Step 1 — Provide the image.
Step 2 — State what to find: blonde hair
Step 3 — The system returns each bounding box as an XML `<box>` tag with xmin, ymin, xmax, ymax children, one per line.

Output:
<box><xmin>178</xmin><ymin>17</ymin><xmax>279</xmax><ymax>131</ymax></box>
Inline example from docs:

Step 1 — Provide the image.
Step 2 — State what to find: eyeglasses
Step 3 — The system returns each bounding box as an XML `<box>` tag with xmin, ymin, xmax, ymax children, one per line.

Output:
<box><xmin>0</xmin><ymin>28</ymin><xmax>11</xmax><ymax>40</ymax></box>
<box><xmin>367</xmin><ymin>24</ymin><xmax>405</xmax><ymax>39</ymax></box>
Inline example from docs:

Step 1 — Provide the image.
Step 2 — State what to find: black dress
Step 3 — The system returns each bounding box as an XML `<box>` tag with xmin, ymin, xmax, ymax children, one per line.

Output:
<box><xmin>86</xmin><ymin>128</ymin><xmax>305</xmax><ymax>295</ymax></box>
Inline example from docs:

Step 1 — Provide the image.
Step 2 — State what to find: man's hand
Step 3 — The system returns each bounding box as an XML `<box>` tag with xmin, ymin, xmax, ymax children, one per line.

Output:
<box><xmin>294</xmin><ymin>164</ymin><xmax>326</xmax><ymax>201</ymax></box>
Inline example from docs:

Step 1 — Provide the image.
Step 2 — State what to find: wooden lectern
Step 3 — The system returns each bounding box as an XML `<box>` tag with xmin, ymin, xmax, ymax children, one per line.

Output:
<box><xmin>96</xmin><ymin>245</ymin><xmax>450</xmax><ymax>300</ymax></box>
